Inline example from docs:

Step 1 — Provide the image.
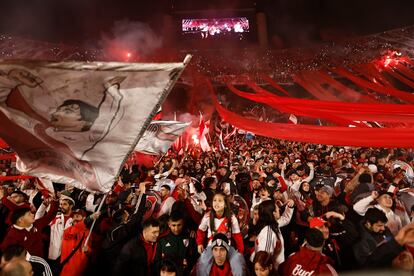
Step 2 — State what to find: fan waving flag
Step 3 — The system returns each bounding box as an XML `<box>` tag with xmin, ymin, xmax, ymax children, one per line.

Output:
<box><xmin>0</xmin><ymin>56</ymin><xmax>191</xmax><ymax>193</ymax></box>
<box><xmin>135</xmin><ymin>120</ymin><xmax>190</xmax><ymax>155</ymax></box>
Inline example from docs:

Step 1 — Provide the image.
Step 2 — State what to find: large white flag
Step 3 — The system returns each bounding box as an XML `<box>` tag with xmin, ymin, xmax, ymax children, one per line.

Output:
<box><xmin>0</xmin><ymin>56</ymin><xmax>190</xmax><ymax>193</ymax></box>
<box><xmin>135</xmin><ymin>120</ymin><xmax>190</xmax><ymax>155</ymax></box>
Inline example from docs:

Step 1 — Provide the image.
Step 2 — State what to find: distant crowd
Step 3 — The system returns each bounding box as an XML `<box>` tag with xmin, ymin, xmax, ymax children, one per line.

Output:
<box><xmin>1</xmin><ymin>135</ymin><xmax>414</xmax><ymax>275</ymax></box>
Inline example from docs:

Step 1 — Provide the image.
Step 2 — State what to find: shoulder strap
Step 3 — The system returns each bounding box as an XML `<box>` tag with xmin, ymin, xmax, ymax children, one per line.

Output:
<box><xmin>60</xmin><ymin>233</ymin><xmax>85</xmax><ymax>268</ymax></box>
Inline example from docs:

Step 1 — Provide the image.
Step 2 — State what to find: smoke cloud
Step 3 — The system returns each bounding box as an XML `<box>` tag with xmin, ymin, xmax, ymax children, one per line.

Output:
<box><xmin>100</xmin><ymin>19</ymin><xmax>162</xmax><ymax>61</ymax></box>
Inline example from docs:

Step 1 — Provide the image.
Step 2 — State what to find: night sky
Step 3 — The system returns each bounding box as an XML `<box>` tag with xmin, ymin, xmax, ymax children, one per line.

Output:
<box><xmin>0</xmin><ymin>0</ymin><xmax>413</xmax><ymax>47</ymax></box>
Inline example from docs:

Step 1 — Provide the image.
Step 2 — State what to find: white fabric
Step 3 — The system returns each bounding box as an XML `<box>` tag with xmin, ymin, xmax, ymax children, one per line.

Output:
<box><xmin>135</xmin><ymin>120</ymin><xmax>190</xmax><ymax>155</ymax></box>
<box><xmin>48</xmin><ymin>214</ymin><xmax>74</xmax><ymax>260</ymax></box>
<box><xmin>198</xmin><ymin>213</ymin><xmax>241</xmax><ymax>245</ymax></box>
<box><xmin>250</xmin><ymin>206</ymin><xmax>293</xmax><ymax>263</ymax></box>
<box><xmin>0</xmin><ymin>58</ymin><xmax>188</xmax><ymax>192</ymax></box>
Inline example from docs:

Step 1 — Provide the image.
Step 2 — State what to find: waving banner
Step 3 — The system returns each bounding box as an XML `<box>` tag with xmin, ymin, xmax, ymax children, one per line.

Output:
<box><xmin>135</xmin><ymin>120</ymin><xmax>190</xmax><ymax>155</ymax></box>
<box><xmin>0</xmin><ymin>56</ymin><xmax>191</xmax><ymax>192</ymax></box>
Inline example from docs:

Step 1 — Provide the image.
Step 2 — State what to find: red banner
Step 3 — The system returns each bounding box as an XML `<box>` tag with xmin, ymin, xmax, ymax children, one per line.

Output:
<box><xmin>0</xmin><ymin>153</ymin><xmax>16</xmax><ymax>160</ymax></box>
<box><xmin>0</xmin><ymin>175</ymin><xmax>35</xmax><ymax>181</ymax></box>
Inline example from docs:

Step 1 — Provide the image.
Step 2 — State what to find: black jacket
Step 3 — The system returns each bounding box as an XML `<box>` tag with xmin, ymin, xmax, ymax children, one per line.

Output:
<box><xmin>113</xmin><ymin>236</ymin><xmax>151</xmax><ymax>275</ymax></box>
<box><xmin>353</xmin><ymin>223</ymin><xmax>398</xmax><ymax>267</ymax></box>
<box><xmin>100</xmin><ymin>194</ymin><xmax>146</xmax><ymax>269</ymax></box>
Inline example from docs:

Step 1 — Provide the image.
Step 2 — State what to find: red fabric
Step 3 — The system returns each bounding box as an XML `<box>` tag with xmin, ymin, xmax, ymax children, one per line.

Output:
<box><xmin>2</xmin><ymin>197</ymin><xmax>31</xmax><ymax>225</ymax></box>
<box><xmin>1</xmin><ymin>201</ymin><xmax>58</xmax><ymax>257</ymax></box>
<box><xmin>0</xmin><ymin>153</ymin><xmax>16</xmax><ymax>160</ymax></box>
<box><xmin>0</xmin><ymin>175</ymin><xmax>35</xmax><ymax>181</ymax></box>
<box><xmin>184</xmin><ymin>198</ymin><xmax>203</xmax><ymax>225</ymax></box>
<box><xmin>0</xmin><ymin>138</ymin><xmax>8</xmax><ymax>149</ymax></box>
<box><xmin>279</xmin><ymin>246</ymin><xmax>336</xmax><ymax>276</ymax></box>
<box><xmin>126</xmin><ymin>152</ymin><xmax>156</xmax><ymax>169</ymax></box>
<box><xmin>60</xmin><ymin>221</ymin><xmax>91</xmax><ymax>276</ymax></box>
<box><xmin>332</xmin><ymin>67</ymin><xmax>414</xmax><ymax>104</ymax></box>
<box><xmin>141</xmin><ymin>235</ymin><xmax>156</xmax><ymax>273</ymax></box>
<box><xmin>276</xmin><ymin>176</ymin><xmax>288</xmax><ymax>193</ymax></box>
<box><xmin>209</xmin><ymin>260</ymin><xmax>233</xmax><ymax>276</ymax></box>
<box><xmin>196</xmin><ymin>229</ymin><xmax>206</xmax><ymax>246</ymax></box>
<box><xmin>212</xmin><ymin>93</ymin><xmax>414</xmax><ymax>148</ymax></box>
<box><xmin>227</xmin><ymin>81</ymin><xmax>414</xmax><ymax>125</ymax></box>
<box><xmin>232</xmin><ymin>232</ymin><xmax>244</xmax><ymax>253</ymax></box>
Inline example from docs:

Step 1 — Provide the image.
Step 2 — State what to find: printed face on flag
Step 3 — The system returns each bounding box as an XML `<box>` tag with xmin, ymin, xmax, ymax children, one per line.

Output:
<box><xmin>0</xmin><ymin>59</ymin><xmax>188</xmax><ymax>192</ymax></box>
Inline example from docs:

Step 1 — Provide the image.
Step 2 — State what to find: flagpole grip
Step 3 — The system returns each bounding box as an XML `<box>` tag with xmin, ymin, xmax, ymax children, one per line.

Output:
<box><xmin>183</xmin><ymin>54</ymin><xmax>192</xmax><ymax>66</ymax></box>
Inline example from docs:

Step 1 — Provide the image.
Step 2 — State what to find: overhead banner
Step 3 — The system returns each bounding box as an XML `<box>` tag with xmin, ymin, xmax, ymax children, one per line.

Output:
<box><xmin>135</xmin><ymin>120</ymin><xmax>190</xmax><ymax>155</ymax></box>
<box><xmin>0</xmin><ymin>56</ymin><xmax>191</xmax><ymax>192</ymax></box>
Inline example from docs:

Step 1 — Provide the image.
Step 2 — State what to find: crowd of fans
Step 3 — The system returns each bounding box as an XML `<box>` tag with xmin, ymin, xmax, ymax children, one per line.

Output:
<box><xmin>1</xmin><ymin>134</ymin><xmax>414</xmax><ymax>275</ymax></box>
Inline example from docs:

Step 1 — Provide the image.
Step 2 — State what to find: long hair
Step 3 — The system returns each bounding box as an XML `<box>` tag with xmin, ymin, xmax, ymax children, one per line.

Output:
<box><xmin>209</xmin><ymin>192</ymin><xmax>232</xmax><ymax>235</ymax></box>
<box><xmin>299</xmin><ymin>181</ymin><xmax>314</xmax><ymax>200</ymax></box>
<box><xmin>253</xmin><ymin>251</ymin><xmax>274</xmax><ymax>275</ymax></box>
<box><xmin>257</xmin><ymin>200</ymin><xmax>279</xmax><ymax>235</ymax></box>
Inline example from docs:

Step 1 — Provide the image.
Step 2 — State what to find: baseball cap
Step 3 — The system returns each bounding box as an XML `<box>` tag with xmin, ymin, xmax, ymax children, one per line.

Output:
<box><xmin>368</xmin><ymin>164</ymin><xmax>378</xmax><ymax>174</ymax></box>
<box><xmin>309</xmin><ymin>217</ymin><xmax>328</xmax><ymax>228</ymax></box>
<box><xmin>317</xmin><ymin>185</ymin><xmax>334</xmax><ymax>197</ymax></box>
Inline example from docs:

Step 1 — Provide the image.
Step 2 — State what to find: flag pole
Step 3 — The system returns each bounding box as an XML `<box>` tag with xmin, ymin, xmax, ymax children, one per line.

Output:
<box><xmin>154</xmin><ymin>152</ymin><xmax>168</xmax><ymax>167</ymax></box>
<box><xmin>134</xmin><ymin>190</ymin><xmax>144</xmax><ymax>215</ymax></box>
<box><xmin>83</xmin><ymin>193</ymin><xmax>108</xmax><ymax>251</ymax></box>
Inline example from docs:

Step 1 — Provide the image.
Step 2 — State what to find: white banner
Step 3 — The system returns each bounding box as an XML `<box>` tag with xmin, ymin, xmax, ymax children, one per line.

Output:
<box><xmin>135</xmin><ymin>120</ymin><xmax>190</xmax><ymax>155</ymax></box>
<box><xmin>0</xmin><ymin>56</ymin><xmax>190</xmax><ymax>192</ymax></box>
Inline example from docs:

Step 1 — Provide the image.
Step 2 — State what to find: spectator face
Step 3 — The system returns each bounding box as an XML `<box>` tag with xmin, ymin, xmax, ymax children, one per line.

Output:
<box><xmin>160</xmin><ymin>270</ymin><xmax>176</xmax><ymax>276</ymax></box>
<box><xmin>10</xmin><ymin>193</ymin><xmax>25</xmax><ymax>204</ymax></box>
<box><xmin>259</xmin><ymin>189</ymin><xmax>270</xmax><ymax>200</ymax></box>
<box><xmin>290</xmin><ymin>173</ymin><xmax>300</xmax><ymax>181</ymax></box>
<box><xmin>59</xmin><ymin>200</ymin><xmax>73</xmax><ymax>215</ymax></box>
<box><xmin>168</xmin><ymin>219</ymin><xmax>184</xmax><ymax>236</ymax></box>
<box><xmin>212</xmin><ymin>194</ymin><xmax>225</xmax><ymax>213</ymax></box>
<box><xmin>378</xmin><ymin>157</ymin><xmax>386</xmax><ymax>166</ymax></box>
<box><xmin>316</xmin><ymin>190</ymin><xmax>330</xmax><ymax>203</ymax></box>
<box><xmin>253</xmin><ymin>209</ymin><xmax>259</xmax><ymax>225</ymax></box>
<box><xmin>212</xmin><ymin>246</ymin><xmax>227</xmax><ymax>266</ymax></box>
<box><xmin>252</xmin><ymin>180</ymin><xmax>261</xmax><ymax>190</ymax></box>
<box><xmin>160</xmin><ymin>187</ymin><xmax>170</xmax><ymax>199</ymax></box>
<box><xmin>314</xmin><ymin>224</ymin><xmax>329</xmax><ymax>240</ymax></box>
<box><xmin>273</xmin><ymin>204</ymin><xmax>280</xmax><ymax>220</ymax></box>
<box><xmin>171</xmin><ymin>169</ymin><xmax>178</xmax><ymax>176</ymax></box>
<box><xmin>273</xmin><ymin>190</ymin><xmax>283</xmax><ymax>201</ymax></box>
<box><xmin>367</xmin><ymin>221</ymin><xmax>386</xmax><ymax>233</ymax></box>
<box><xmin>377</xmin><ymin>194</ymin><xmax>393</xmax><ymax>209</ymax></box>
<box><xmin>254</xmin><ymin>262</ymin><xmax>271</xmax><ymax>276</ymax></box>
<box><xmin>105</xmin><ymin>194</ymin><xmax>117</xmax><ymax>205</ymax></box>
<box><xmin>301</xmin><ymin>182</ymin><xmax>310</xmax><ymax>192</ymax></box>
<box><xmin>143</xmin><ymin>225</ymin><xmax>160</xmax><ymax>243</ymax></box>
<box><xmin>19</xmin><ymin>211</ymin><xmax>35</xmax><ymax>227</ymax></box>
<box><xmin>73</xmin><ymin>213</ymin><xmax>85</xmax><ymax>222</ymax></box>
<box><xmin>6</xmin><ymin>186</ymin><xmax>14</xmax><ymax>195</ymax></box>
<box><xmin>209</xmin><ymin>179</ymin><xmax>217</xmax><ymax>190</ymax></box>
